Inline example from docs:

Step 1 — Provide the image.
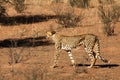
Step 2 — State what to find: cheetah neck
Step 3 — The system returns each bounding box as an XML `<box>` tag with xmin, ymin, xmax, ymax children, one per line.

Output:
<box><xmin>51</xmin><ymin>34</ymin><xmax>61</xmax><ymax>42</ymax></box>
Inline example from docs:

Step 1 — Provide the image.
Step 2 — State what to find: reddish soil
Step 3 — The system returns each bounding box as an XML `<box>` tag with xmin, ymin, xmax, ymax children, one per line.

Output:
<box><xmin>0</xmin><ymin>2</ymin><xmax>120</xmax><ymax>80</ymax></box>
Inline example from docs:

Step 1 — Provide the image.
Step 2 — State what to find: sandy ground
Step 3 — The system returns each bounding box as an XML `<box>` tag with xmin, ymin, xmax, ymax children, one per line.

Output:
<box><xmin>0</xmin><ymin>2</ymin><xmax>120</xmax><ymax>80</ymax></box>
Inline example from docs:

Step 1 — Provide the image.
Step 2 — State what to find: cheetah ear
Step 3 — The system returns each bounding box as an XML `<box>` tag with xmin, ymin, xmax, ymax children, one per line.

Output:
<box><xmin>51</xmin><ymin>31</ymin><xmax>56</xmax><ymax>35</ymax></box>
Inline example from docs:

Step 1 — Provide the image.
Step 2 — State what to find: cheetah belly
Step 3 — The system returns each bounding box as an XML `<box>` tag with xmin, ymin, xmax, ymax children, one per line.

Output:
<box><xmin>61</xmin><ymin>44</ymin><xmax>75</xmax><ymax>50</ymax></box>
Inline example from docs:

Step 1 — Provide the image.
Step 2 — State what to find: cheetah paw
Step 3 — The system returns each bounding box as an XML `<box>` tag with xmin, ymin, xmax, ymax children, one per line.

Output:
<box><xmin>50</xmin><ymin>65</ymin><xmax>58</xmax><ymax>68</ymax></box>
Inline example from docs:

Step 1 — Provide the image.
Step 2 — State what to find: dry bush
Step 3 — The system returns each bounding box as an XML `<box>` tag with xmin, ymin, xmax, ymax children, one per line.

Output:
<box><xmin>0</xmin><ymin>1</ymin><xmax>8</xmax><ymax>17</ymax></box>
<box><xmin>98</xmin><ymin>0</ymin><xmax>114</xmax><ymax>5</ymax></box>
<box><xmin>7</xmin><ymin>27</ymin><xmax>30</xmax><ymax>72</ymax></box>
<box><xmin>8</xmin><ymin>43</ymin><xmax>24</xmax><ymax>65</ymax></box>
<box><xmin>54</xmin><ymin>0</ymin><xmax>61</xmax><ymax>3</ymax></box>
<box><xmin>70</xmin><ymin>0</ymin><xmax>90</xmax><ymax>8</ymax></box>
<box><xmin>0</xmin><ymin>0</ymin><xmax>26</xmax><ymax>13</ymax></box>
<box><xmin>7</xmin><ymin>40</ymin><xmax>25</xmax><ymax>72</ymax></box>
<box><xmin>98</xmin><ymin>4</ymin><xmax>120</xmax><ymax>36</ymax></box>
<box><xmin>0</xmin><ymin>5</ymin><xmax>7</xmax><ymax>17</ymax></box>
<box><xmin>51</xmin><ymin>4</ymin><xmax>84</xmax><ymax>28</ymax></box>
<box><xmin>13</xmin><ymin>0</ymin><xmax>26</xmax><ymax>13</ymax></box>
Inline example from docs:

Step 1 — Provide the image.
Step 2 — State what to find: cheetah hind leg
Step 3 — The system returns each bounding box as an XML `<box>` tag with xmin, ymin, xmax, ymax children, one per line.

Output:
<box><xmin>94</xmin><ymin>39</ymin><xmax>109</xmax><ymax>63</ymax></box>
<box><xmin>88</xmin><ymin>57</ymin><xmax>96</xmax><ymax>68</ymax></box>
<box><xmin>87</xmin><ymin>53</ymin><xmax>96</xmax><ymax>68</ymax></box>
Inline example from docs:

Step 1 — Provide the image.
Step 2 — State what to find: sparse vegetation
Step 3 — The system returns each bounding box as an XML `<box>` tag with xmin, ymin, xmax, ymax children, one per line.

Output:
<box><xmin>51</xmin><ymin>4</ymin><xmax>84</xmax><ymax>28</ymax></box>
<box><xmin>98</xmin><ymin>2</ymin><xmax>120</xmax><ymax>36</ymax></box>
<box><xmin>0</xmin><ymin>0</ymin><xmax>26</xmax><ymax>15</ymax></box>
<box><xmin>98</xmin><ymin>0</ymin><xmax>114</xmax><ymax>4</ymax></box>
<box><xmin>8</xmin><ymin>28</ymin><xmax>27</xmax><ymax>65</ymax></box>
<box><xmin>55</xmin><ymin>0</ymin><xmax>61</xmax><ymax>3</ymax></box>
<box><xmin>0</xmin><ymin>1</ymin><xmax>8</xmax><ymax>17</ymax></box>
<box><xmin>8</xmin><ymin>43</ymin><xmax>24</xmax><ymax>64</ymax></box>
<box><xmin>70</xmin><ymin>0</ymin><xmax>90</xmax><ymax>8</ymax></box>
<box><xmin>0</xmin><ymin>5</ymin><xmax>6</xmax><ymax>17</ymax></box>
<box><xmin>13</xmin><ymin>0</ymin><xmax>26</xmax><ymax>13</ymax></box>
<box><xmin>7</xmin><ymin>40</ymin><xmax>24</xmax><ymax>72</ymax></box>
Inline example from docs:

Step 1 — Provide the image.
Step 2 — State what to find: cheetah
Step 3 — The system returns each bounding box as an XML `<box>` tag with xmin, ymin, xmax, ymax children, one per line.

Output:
<box><xmin>46</xmin><ymin>31</ymin><xmax>108</xmax><ymax>68</ymax></box>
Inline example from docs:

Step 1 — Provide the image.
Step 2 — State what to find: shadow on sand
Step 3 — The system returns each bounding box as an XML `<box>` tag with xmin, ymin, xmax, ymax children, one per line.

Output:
<box><xmin>0</xmin><ymin>36</ymin><xmax>53</xmax><ymax>48</ymax></box>
<box><xmin>0</xmin><ymin>15</ymin><xmax>57</xmax><ymax>26</ymax></box>
<box><xmin>77</xmin><ymin>63</ymin><xmax>119</xmax><ymax>68</ymax></box>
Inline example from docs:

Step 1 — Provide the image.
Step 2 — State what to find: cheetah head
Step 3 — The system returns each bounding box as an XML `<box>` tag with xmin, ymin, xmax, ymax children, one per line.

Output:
<box><xmin>46</xmin><ymin>31</ymin><xmax>56</xmax><ymax>38</ymax></box>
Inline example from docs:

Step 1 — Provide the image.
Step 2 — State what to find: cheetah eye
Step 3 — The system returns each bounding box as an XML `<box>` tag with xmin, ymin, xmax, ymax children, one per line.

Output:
<box><xmin>51</xmin><ymin>31</ymin><xmax>56</xmax><ymax>34</ymax></box>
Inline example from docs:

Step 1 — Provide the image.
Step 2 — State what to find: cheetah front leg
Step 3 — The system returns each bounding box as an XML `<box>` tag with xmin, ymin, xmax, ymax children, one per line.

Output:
<box><xmin>51</xmin><ymin>50</ymin><xmax>60</xmax><ymax>68</ymax></box>
<box><xmin>88</xmin><ymin>53</ymin><xmax>96</xmax><ymax>68</ymax></box>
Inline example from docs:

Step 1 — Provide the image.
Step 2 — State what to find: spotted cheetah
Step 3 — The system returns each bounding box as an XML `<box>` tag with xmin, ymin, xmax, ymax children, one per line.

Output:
<box><xmin>46</xmin><ymin>31</ymin><xmax>108</xmax><ymax>68</ymax></box>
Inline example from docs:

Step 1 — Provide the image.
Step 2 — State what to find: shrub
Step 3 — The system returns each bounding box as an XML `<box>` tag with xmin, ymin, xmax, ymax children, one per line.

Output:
<box><xmin>0</xmin><ymin>0</ymin><xmax>8</xmax><ymax>17</ymax></box>
<box><xmin>98</xmin><ymin>4</ymin><xmax>120</xmax><ymax>36</ymax></box>
<box><xmin>13</xmin><ymin>0</ymin><xmax>26</xmax><ymax>13</ymax></box>
<box><xmin>51</xmin><ymin>4</ymin><xmax>84</xmax><ymax>28</ymax></box>
<box><xmin>0</xmin><ymin>0</ymin><xmax>26</xmax><ymax>13</ymax></box>
<box><xmin>98</xmin><ymin>0</ymin><xmax>114</xmax><ymax>4</ymax></box>
<box><xmin>8</xmin><ymin>40</ymin><xmax>24</xmax><ymax>65</ymax></box>
<box><xmin>70</xmin><ymin>0</ymin><xmax>90</xmax><ymax>8</ymax></box>
<box><xmin>0</xmin><ymin>5</ymin><xmax>7</xmax><ymax>17</ymax></box>
<box><xmin>55</xmin><ymin>0</ymin><xmax>61</xmax><ymax>3</ymax></box>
